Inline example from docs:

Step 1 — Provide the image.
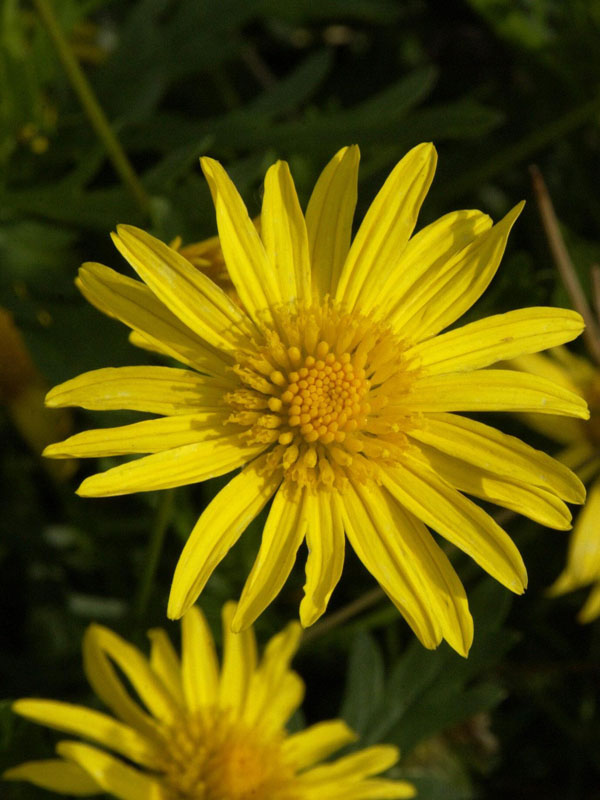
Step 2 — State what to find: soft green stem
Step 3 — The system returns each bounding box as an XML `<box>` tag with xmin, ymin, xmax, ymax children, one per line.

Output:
<box><xmin>33</xmin><ymin>0</ymin><xmax>150</xmax><ymax>214</ymax></box>
<box><xmin>134</xmin><ymin>490</ymin><xmax>175</xmax><ymax>619</ymax></box>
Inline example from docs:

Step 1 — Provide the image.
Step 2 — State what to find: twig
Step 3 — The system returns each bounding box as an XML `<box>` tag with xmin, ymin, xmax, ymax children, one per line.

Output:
<box><xmin>529</xmin><ymin>164</ymin><xmax>600</xmax><ymax>364</ymax></box>
<box><xmin>591</xmin><ymin>264</ymin><xmax>600</xmax><ymax>324</ymax></box>
<box><xmin>134</xmin><ymin>490</ymin><xmax>175</xmax><ymax>619</ymax></box>
<box><xmin>300</xmin><ymin>587</ymin><xmax>384</xmax><ymax>646</ymax></box>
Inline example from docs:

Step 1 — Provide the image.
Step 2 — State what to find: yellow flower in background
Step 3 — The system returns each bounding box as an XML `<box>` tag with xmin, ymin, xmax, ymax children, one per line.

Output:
<box><xmin>5</xmin><ymin>603</ymin><xmax>414</xmax><ymax>800</ymax></box>
<box><xmin>511</xmin><ymin>348</ymin><xmax>600</xmax><ymax>621</ymax></box>
<box><xmin>44</xmin><ymin>143</ymin><xmax>588</xmax><ymax>655</ymax></box>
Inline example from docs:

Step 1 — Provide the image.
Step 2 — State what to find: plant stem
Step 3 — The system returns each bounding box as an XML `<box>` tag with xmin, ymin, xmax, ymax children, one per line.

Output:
<box><xmin>134</xmin><ymin>490</ymin><xmax>175</xmax><ymax>619</ymax></box>
<box><xmin>300</xmin><ymin>587</ymin><xmax>384</xmax><ymax>646</ymax></box>
<box><xmin>33</xmin><ymin>0</ymin><xmax>150</xmax><ymax>214</ymax></box>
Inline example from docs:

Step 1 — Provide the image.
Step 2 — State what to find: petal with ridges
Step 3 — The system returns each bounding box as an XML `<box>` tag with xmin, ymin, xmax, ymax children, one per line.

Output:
<box><xmin>76</xmin><ymin>436</ymin><xmax>262</xmax><ymax>498</ymax></box>
<box><xmin>44</xmin><ymin>413</ymin><xmax>229</xmax><ymax>459</ymax></box>
<box><xmin>262</xmin><ymin>160</ymin><xmax>311</xmax><ymax>304</ymax></box>
<box><xmin>232</xmin><ymin>485</ymin><xmax>308</xmax><ymax>632</ymax></box>
<box><xmin>113</xmin><ymin>225</ymin><xmax>253</xmax><ymax>352</ymax></box>
<box><xmin>168</xmin><ymin>454</ymin><xmax>281</xmax><ymax>619</ymax></box>
<box><xmin>401</xmin><ymin>369</ymin><xmax>589</xmax><ymax>418</ymax></box>
<box><xmin>3</xmin><ymin>759</ymin><xmax>100</xmax><ymax>795</ymax></box>
<box><xmin>382</xmin><ymin>458</ymin><xmax>527</xmax><ymax>594</ymax></box>
<box><xmin>283</xmin><ymin>720</ymin><xmax>357</xmax><ymax>771</ymax></box>
<box><xmin>302</xmin><ymin>780</ymin><xmax>416</xmax><ymax>800</ymax></box>
<box><xmin>300</xmin><ymin>490</ymin><xmax>345</xmax><ymax>627</ymax></box>
<box><xmin>219</xmin><ymin>601</ymin><xmax>257</xmax><ymax>712</ymax></box>
<box><xmin>300</xmin><ymin>744</ymin><xmax>400</xmax><ymax>783</ymax></box>
<box><xmin>46</xmin><ymin>366</ymin><xmax>230</xmax><ymax>416</ymax></box>
<box><xmin>56</xmin><ymin>742</ymin><xmax>164</xmax><ymax>800</ymax></box>
<box><xmin>201</xmin><ymin>157</ymin><xmax>279</xmax><ymax>323</ymax></box>
<box><xmin>335</xmin><ymin>143</ymin><xmax>437</xmax><ymax>310</ymax></box>
<box><xmin>306</xmin><ymin>145</ymin><xmax>360</xmax><ymax>298</ymax></box>
<box><xmin>406</xmin><ymin>308</ymin><xmax>584</xmax><ymax>375</ymax></box>
<box><xmin>77</xmin><ymin>263</ymin><xmax>230</xmax><ymax>377</ymax></box>
<box><xmin>408</xmin><ymin>412</ymin><xmax>585</xmax><ymax>503</ymax></box>
<box><xmin>181</xmin><ymin>607</ymin><xmax>219</xmax><ymax>712</ymax></box>
<box><xmin>391</xmin><ymin>202</ymin><xmax>524</xmax><ymax>340</ymax></box>
<box><xmin>12</xmin><ymin>700</ymin><xmax>156</xmax><ymax>768</ymax></box>
<box><xmin>147</xmin><ymin>629</ymin><xmax>184</xmax><ymax>706</ymax></box>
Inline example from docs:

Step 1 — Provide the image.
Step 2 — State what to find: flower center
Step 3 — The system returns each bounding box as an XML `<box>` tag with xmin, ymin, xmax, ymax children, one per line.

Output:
<box><xmin>157</xmin><ymin>710</ymin><xmax>297</xmax><ymax>800</ymax></box>
<box><xmin>225</xmin><ymin>303</ymin><xmax>419</xmax><ymax>490</ymax></box>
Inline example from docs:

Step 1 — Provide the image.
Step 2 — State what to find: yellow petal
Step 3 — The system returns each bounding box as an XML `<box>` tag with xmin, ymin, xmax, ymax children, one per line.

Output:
<box><xmin>578</xmin><ymin>582</ymin><xmax>600</xmax><ymax>623</ymax></box>
<box><xmin>283</xmin><ymin>720</ymin><xmax>357</xmax><ymax>771</ymax></box>
<box><xmin>147</xmin><ymin>628</ymin><xmax>184</xmax><ymax>706</ymax></box>
<box><xmin>46</xmin><ymin>366</ymin><xmax>228</xmax><ymax>416</ymax></box>
<box><xmin>76</xmin><ymin>436</ymin><xmax>261</xmax><ymax>497</ymax></box>
<box><xmin>201</xmin><ymin>157</ymin><xmax>279</xmax><ymax>324</ymax></box>
<box><xmin>402</xmin><ymin>369</ymin><xmax>589</xmax><ymax>418</ymax></box>
<box><xmin>181</xmin><ymin>606</ymin><xmax>219</xmax><ymax>712</ymax></box>
<box><xmin>167</xmin><ymin>454</ymin><xmax>281</xmax><ymax>619</ymax></box>
<box><xmin>549</xmin><ymin>477</ymin><xmax>600</xmax><ymax>595</ymax></box>
<box><xmin>349</xmin><ymin>481</ymin><xmax>473</xmax><ymax>656</ymax></box>
<box><xmin>335</xmin><ymin>143</ymin><xmax>437</xmax><ymax>310</ymax></box>
<box><xmin>391</xmin><ymin>202</ymin><xmax>524</xmax><ymax>341</ymax></box>
<box><xmin>12</xmin><ymin>699</ymin><xmax>156</xmax><ymax>768</ymax></box>
<box><xmin>56</xmin><ymin>741</ymin><xmax>164</xmax><ymax>800</ymax></box>
<box><xmin>300</xmin><ymin>490</ymin><xmax>345</xmax><ymax>627</ymax></box>
<box><xmin>219</xmin><ymin>601</ymin><xmax>257</xmax><ymax>712</ymax></box>
<box><xmin>408</xmin><ymin>412</ymin><xmax>585</xmax><ymax>503</ymax></box>
<box><xmin>262</xmin><ymin>160</ymin><xmax>311</xmax><ymax>304</ymax></box>
<box><xmin>44</xmin><ymin>413</ymin><xmax>229</xmax><ymax>459</ymax></box>
<box><xmin>77</xmin><ymin>262</ymin><xmax>230</xmax><ymax>376</ymax></box>
<box><xmin>366</xmin><ymin>209</ymin><xmax>491</xmax><ymax>319</ymax></box>
<box><xmin>315</xmin><ymin>779</ymin><xmax>417</xmax><ymax>799</ymax></box>
<box><xmin>382</xmin><ymin>458</ymin><xmax>527</xmax><ymax>594</ymax></box>
<box><xmin>232</xmin><ymin>484</ymin><xmax>308</xmax><ymax>632</ymax></box>
<box><xmin>339</xmin><ymin>482</ymin><xmax>442</xmax><ymax>650</ymax></box>
<box><xmin>306</xmin><ymin>145</ymin><xmax>360</xmax><ymax>298</ymax></box>
<box><xmin>82</xmin><ymin>624</ymin><xmax>176</xmax><ymax>734</ymax></box>
<box><xmin>3</xmin><ymin>759</ymin><xmax>99</xmax><ymax>795</ymax></box>
<box><xmin>300</xmin><ymin>744</ymin><xmax>400</xmax><ymax>783</ymax></box>
<box><xmin>418</xmin><ymin>443</ymin><xmax>572</xmax><ymax>530</ymax></box>
<box><xmin>407</xmin><ymin>308</ymin><xmax>584</xmax><ymax>375</ymax></box>
<box><xmin>113</xmin><ymin>225</ymin><xmax>253</xmax><ymax>352</ymax></box>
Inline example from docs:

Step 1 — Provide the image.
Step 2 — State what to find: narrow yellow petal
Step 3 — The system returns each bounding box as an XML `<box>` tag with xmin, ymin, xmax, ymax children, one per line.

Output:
<box><xmin>44</xmin><ymin>413</ymin><xmax>229</xmax><ymax>459</ymax></box>
<box><xmin>578</xmin><ymin>582</ymin><xmax>600</xmax><ymax>623</ymax></box>
<box><xmin>167</xmin><ymin>454</ymin><xmax>281</xmax><ymax>619</ymax></box>
<box><xmin>335</xmin><ymin>143</ymin><xmax>437</xmax><ymax>310</ymax></box>
<box><xmin>82</xmin><ymin>624</ymin><xmax>176</xmax><ymax>733</ymax></box>
<box><xmin>407</xmin><ymin>308</ymin><xmax>584</xmax><ymax>375</ymax></box>
<box><xmin>56</xmin><ymin>741</ymin><xmax>164</xmax><ymax>800</ymax></box>
<box><xmin>113</xmin><ymin>224</ymin><xmax>253</xmax><ymax>352</ymax></box>
<box><xmin>391</xmin><ymin>202</ymin><xmax>524</xmax><ymax>341</ymax></box>
<box><xmin>382</xmin><ymin>458</ymin><xmax>527</xmax><ymax>594</ymax></box>
<box><xmin>181</xmin><ymin>606</ymin><xmax>219</xmax><ymax>712</ymax></box>
<box><xmin>402</xmin><ymin>369</ymin><xmax>589</xmax><ymax>418</ymax></box>
<box><xmin>232</xmin><ymin>485</ymin><xmax>308</xmax><ymax>632</ymax></box>
<box><xmin>352</xmin><ymin>481</ymin><xmax>473</xmax><ymax>656</ymax></box>
<box><xmin>262</xmin><ymin>160</ymin><xmax>311</xmax><ymax>304</ymax></box>
<box><xmin>300</xmin><ymin>490</ymin><xmax>345</xmax><ymax>627</ymax></box>
<box><xmin>147</xmin><ymin>628</ymin><xmax>184</xmax><ymax>706</ymax></box>
<box><xmin>3</xmin><ymin>759</ymin><xmax>99</xmax><ymax>795</ymax></box>
<box><xmin>45</xmin><ymin>366</ymin><xmax>229</xmax><ymax>416</ymax></box>
<box><xmin>306</xmin><ymin>145</ymin><xmax>360</xmax><ymax>298</ymax></box>
<box><xmin>77</xmin><ymin>262</ymin><xmax>230</xmax><ymax>377</ymax></box>
<box><xmin>219</xmin><ymin>601</ymin><xmax>258</xmax><ymax>712</ymax></box>
<box><xmin>201</xmin><ymin>156</ymin><xmax>279</xmax><ymax>323</ymax></box>
<box><xmin>283</xmin><ymin>720</ymin><xmax>357</xmax><ymax>771</ymax></box>
<box><xmin>317</xmin><ymin>779</ymin><xmax>417</xmax><ymax>799</ymax></box>
<box><xmin>340</xmin><ymin>482</ymin><xmax>443</xmax><ymax>650</ymax></box>
<box><xmin>76</xmin><ymin>436</ymin><xmax>262</xmax><ymax>497</ymax></box>
<box><xmin>12</xmin><ymin>699</ymin><xmax>156</xmax><ymax>767</ymax></box>
<box><xmin>300</xmin><ymin>744</ymin><xmax>400</xmax><ymax>782</ymax></box>
<box><xmin>409</xmin><ymin>412</ymin><xmax>585</xmax><ymax>503</ymax></box>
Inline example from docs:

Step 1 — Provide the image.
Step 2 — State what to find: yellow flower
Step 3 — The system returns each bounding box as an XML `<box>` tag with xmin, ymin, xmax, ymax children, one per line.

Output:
<box><xmin>511</xmin><ymin>348</ymin><xmax>600</xmax><ymax>621</ymax></box>
<box><xmin>44</xmin><ymin>143</ymin><xmax>588</xmax><ymax>655</ymax></box>
<box><xmin>4</xmin><ymin>604</ymin><xmax>415</xmax><ymax>800</ymax></box>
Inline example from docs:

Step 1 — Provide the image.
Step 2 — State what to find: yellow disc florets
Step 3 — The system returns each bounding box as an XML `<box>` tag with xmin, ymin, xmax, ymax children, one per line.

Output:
<box><xmin>225</xmin><ymin>303</ymin><xmax>418</xmax><ymax>490</ymax></box>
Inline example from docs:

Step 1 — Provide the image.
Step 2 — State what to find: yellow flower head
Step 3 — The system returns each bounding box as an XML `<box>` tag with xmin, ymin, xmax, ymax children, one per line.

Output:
<box><xmin>5</xmin><ymin>603</ymin><xmax>414</xmax><ymax>800</ymax></box>
<box><xmin>511</xmin><ymin>348</ymin><xmax>600</xmax><ymax>622</ymax></box>
<box><xmin>45</xmin><ymin>144</ymin><xmax>588</xmax><ymax>655</ymax></box>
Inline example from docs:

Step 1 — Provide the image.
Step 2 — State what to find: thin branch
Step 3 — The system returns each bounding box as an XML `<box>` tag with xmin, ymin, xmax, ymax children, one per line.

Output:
<box><xmin>591</xmin><ymin>264</ymin><xmax>600</xmax><ymax>325</ymax></box>
<box><xmin>300</xmin><ymin>588</ymin><xmax>384</xmax><ymax>647</ymax></box>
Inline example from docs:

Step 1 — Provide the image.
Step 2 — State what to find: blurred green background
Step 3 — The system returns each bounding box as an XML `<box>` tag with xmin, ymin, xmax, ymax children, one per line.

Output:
<box><xmin>1</xmin><ymin>1</ymin><xmax>600</xmax><ymax>797</ymax></box>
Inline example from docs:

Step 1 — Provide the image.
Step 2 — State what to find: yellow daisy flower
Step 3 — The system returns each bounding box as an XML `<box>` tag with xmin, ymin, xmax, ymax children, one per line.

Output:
<box><xmin>511</xmin><ymin>348</ymin><xmax>600</xmax><ymax>621</ymax></box>
<box><xmin>4</xmin><ymin>603</ymin><xmax>415</xmax><ymax>800</ymax></box>
<box><xmin>44</xmin><ymin>143</ymin><xmax>588</xmax><ymax>655</ymax></box>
